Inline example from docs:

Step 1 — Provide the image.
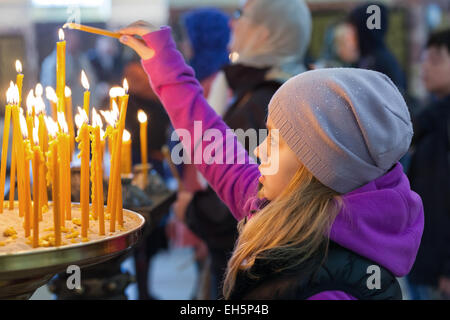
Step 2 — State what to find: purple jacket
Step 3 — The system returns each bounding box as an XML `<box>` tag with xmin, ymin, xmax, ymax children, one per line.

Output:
<box><xmin>141</xmin><ymin>27</ymin><xmax>424</xmax><ymax>300</ymax></box>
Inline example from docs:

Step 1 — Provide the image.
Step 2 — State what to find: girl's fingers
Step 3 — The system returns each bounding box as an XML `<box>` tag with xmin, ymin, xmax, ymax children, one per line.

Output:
<box><xmin>120</xmin><ymin>35</ymin><xmax>155</xmax><ymax>60</ymax></box>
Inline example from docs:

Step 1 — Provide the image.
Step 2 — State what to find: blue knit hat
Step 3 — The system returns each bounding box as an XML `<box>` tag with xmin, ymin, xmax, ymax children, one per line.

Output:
<box><xmin>182</xmin><ymin>8</ymin><xmax>230</xmax><ymax>81</ymax></box>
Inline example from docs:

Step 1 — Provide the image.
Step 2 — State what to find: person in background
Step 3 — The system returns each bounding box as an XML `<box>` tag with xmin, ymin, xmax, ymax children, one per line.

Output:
<box><xmin>181</xmin><ymin>0</ymin><xmax>312</xmax><ymax>299</ymax></box>
<box><xmin>346</xmin><ymin>2</ymin><xmax>407</xmax><ymax>94</ymax></box>
<box><xmin>40</xmin><ymin>28</ymin><xmax>98</xmax><ymax>111</ymax></box>
<box><xmin>122</xmin><ymin>58</ymin><xmax>170</xmax><ymax>177</ymax></box>
<box><xmin>407</xmin><ymin>29</ymin><xmax>450</xmax><ymax>300</ymax></box>
<box><xmin>170</xmin><ymin>7</ymin><xmax>231</xmax><ymax>299</ymax></box>
<box><xmin>87</xmin><ymin>37</ymin><xmax>125</xmax><ymax>104</ymax></box>
<box><xmin>314</xmin><ymin>22</ymin><xmax>360</xmax><ymax>69</ymax></box>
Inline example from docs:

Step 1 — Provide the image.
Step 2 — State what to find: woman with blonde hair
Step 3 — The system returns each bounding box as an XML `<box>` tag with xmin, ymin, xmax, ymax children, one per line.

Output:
<box><xmin>119</xmin><ymin>18</ymin><xmax>424</xmax><ymax>299</ymax></box>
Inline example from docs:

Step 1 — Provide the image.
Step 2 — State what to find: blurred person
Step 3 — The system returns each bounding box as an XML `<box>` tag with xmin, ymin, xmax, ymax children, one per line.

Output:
<box><xmin>170</xmin><ymin>7</ymin><xmax>232</xmax><ymax>299</ymax></box>
<box><xmin>347</xmin><ymin>2</ymin><xmax>407</xmax><ymax>94</ymax></box>
<box><xmin>314</xmin><ymin>22</ymin><xmax>360</xmax><ymax>69</ymax></box>
<box><xmin>88</xmin><ymin>37</ymin><xmax>125</xmax><ymax>103</ymax></box>
<box><xmin>120</xmin><ymin>57</ymin><xmax>172</xmax><ymax>300</ymax></box>
<box><xmin>180</xmin><ymin>0</ymin><xmax>312</xmax><ymax>299</ymax></box>
<box><xmin>407</xmin><ymin>29</ymin><xmax>450</xmax><ymax>300</ymax></box>
<box><xmin>40</xmin><ymin>28</ymin><xmax>98</xmax><ymax>111</ymax></box>
<box><xmin>122</xmin><ymin>58</ymin><xmax>170</xmax><ymax>176</ymax></box>
<box><xmin>334</xmin><ymin>22</ymin><xmax>360</xmax><ymax>66</ymax></box>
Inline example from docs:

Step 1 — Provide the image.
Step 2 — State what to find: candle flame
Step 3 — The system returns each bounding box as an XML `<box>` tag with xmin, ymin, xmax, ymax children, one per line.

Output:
<box><xmin>137</xmin><ymin>109</ymin><xmax>147</xmax><ymax>123</ymax></box>
<box><xmin>35</xmin><ymin>83</ymin><xmax>43</xmax><ymax>97</ymax></box>
<box><xmin>122</xmin><ymin>130</ymin><xmax>131</xmax><ymax>142</ymax></box>
<box><xmin>81</xmin><ymin>70</ymin><xmax>90</xmax><ymax>90</ymax></box>
<box><xmin>7</xmin><ymin>83</ymin><xmax>20</xmax><ymax>106</ymax></box>
<box><xmin>65</xmin><ymin>86</ymin><xmax>72</xmax><ymax>97</ymax></box>
<box><xmin>34</xmin><ymin>96</ymin><xmax>46</xmax><ymax>115</ymax></box>
<box><xmin>123</xmin><ymin>78</ymin><xmax>129</xmax><ymax>93</ymax></box>
<box><xmin>19</xmin><ymin>113</ymin><xmax>28</xmax><ymax>138</ymax></box>
<box><xmin>45</xmin><ymin>116</ymin><xmax>58</xmax><ymax>138</ymax></box>
<box><xmin>92</xmin><ymin>108</ymin><xmax>103</xmax><ymax>128</ymax></box>
<box><xmin>75</xmin><ymin>106</ymin><xmax>89</xmax><ymax>129</ymax></box>
<box><xmin>33</xmin><ymin>126</ymin><xmax>39</xmax><ymax>145</ymax></box>
<box><xmin>6</xmin><ymin>82</ymin><xmax>13</xmax><ymax>104</ymax></box>
<box><xmin>45</xmin><ymin>86</ymin><xmax>57</xmax><ymax>102</ymax></box>
<box><xmin>109</xmin><ymin>86</ymin><xmax>125</xmax><ymax>98</ymax></box>
<box><xmin>58</xmin><ymin>112</ymin><xmax>69</xmax><ymax>134</ymax></box>
<box><xmin>15</xmin><ymin>60</ymin><xmax>22</xmax><ymax>73</ymax></box>
<box><xmin>59</xmin><ymin>28</ymin><xmax>65</xmax><ymax>41</ymax></box>
<box><xmin>45</xmin><ymin>86</ymin><xmax>58</xmax><ymax>103</ymax></box>
<box><xmin>26</xmin><ymin>90</ymin><xmax>35</xmax><ymax>115</ymax></box>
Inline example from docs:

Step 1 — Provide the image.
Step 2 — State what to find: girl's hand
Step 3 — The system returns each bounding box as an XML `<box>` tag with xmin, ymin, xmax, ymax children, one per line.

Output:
<box><xmin>118</xmin><ymin>20</ymin><xmax>157</xmax><ymax>60</ymax></box>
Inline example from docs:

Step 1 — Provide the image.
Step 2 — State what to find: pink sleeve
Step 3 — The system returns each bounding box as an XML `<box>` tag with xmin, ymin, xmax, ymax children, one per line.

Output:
<box><xmin>140</xmin><ymin>27</ymin><xmax>260</xmax><ymax>221</ymax></box>
<box><xmin>307</xmin><ymin>291</ymin><xmax>358</xmax><ymax>300</ymax></box>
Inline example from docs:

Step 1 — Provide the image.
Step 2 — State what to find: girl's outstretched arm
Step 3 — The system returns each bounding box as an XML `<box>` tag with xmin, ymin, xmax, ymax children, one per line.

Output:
<box><xmin>119</xmin><ymin>24</ymin><xmax>261</xmax><ymax>221</ymax></box>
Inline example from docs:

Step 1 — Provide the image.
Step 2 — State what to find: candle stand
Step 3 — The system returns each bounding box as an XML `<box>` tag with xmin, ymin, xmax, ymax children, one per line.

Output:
<box><xmin>47</xmin><ymin>164</ymin><xmax>175</xmax><ymax>299</ymax></box>
<box><xmin>0</xmin><ymin>203</ymin><xmax>144</xmax><ymax>299</ymax></box>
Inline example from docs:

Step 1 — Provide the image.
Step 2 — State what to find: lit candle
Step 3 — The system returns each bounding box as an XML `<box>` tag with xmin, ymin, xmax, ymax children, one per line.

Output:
<box><xmin>101</xmin><ymin>103</ymin><xmax>119</xmax><ymax>215</ymax></box>
<box><xmin>58</xmin><ymin>112</ymin><xmax>71</xmax><ymax>224</ymax></box>
<box><xmin>121</xmin><ymin>130</ymin><xmax>132</xmax><ymax>175</ymax></box>
<box><xmin>111</xmin><ymin>79</ymin><xmax>129</xmax><ymax>230</ymax></box>
<box><xmin>92</xmin><ymin>109</ymin><xmax>105</xmax><ymax>235</ymax></box>
<box><xmin>75</xmin><ymin>108</ymin><xmax>90</xmax><ymax>238</ymax></box>
<box><xmin>137</xmin><ymin>109</ymin><xmax>148</xmax><ymax>186</ymax></box>
<box><xmin>36</xmin><ymin>96</ymin><xmax>49</xmax><ymax>213</ymax></box>
<box><xmin>0</xmin><ymin>84</ymin><xmax>14</xmax><ymax>213</ymax></box>
<box><xmin>32</xmin><ymin>130</ymin><xmax>43</xmax><ymax>248</ymax></box>
<box><xmin>47</xmin><ymin>122</ymin><xmax>61</xmax><ymax>246</ymax></box>
<box><xmin>26</xmin><ymin>90</ymin><xmax>35</xmax><ymax>148</ymax></box>
<box><xmin>8</xmin><ymin>139</ymin><xmax>16</xmax><ymax>210</ymax></box>
<box><xmin>81</xmin><ymin>70</ymin><xmax>90</xmax><ymax>118</ymax></box>
<box><xmin>56</xmin><ymin>29</ymin><xmax>66</xmax><ymax>113</ymax></box>
<box><xmin>65</xmin><ymin>86</ymin><xmax>75</xmax><ymax>156</ymax></box>
<box><xmin>15</xmin><ymin>60</ymin><xmax>23</xmax><ymax>108</ymax></box>
<box><xmin>10</xmin><ymin>86</ymin><xmax>24</xmax><ymax>217</ymax></box>
<box><xmin>19</xmin><ymin>112</ymin><xmax>32</xmax><ymax>237</ymax></box>
<box><xmin>46</xmin><ymin>86</ymin><xmax>58</xmax><ymax>120</ymax></box>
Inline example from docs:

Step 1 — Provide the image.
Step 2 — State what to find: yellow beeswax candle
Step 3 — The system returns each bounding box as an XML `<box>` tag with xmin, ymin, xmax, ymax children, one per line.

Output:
<box><xmin>56</xmin><ymin>29</ymin><xmax>66</xmax><ymax>113</ymax></box>
<box><xmin>15</xmin><ymin>60</ymin><xmax>23</xmax><ymax>108</ymax></box>
<box><xmin>49</xmin><ymin>137</ymin><xmax>61</xmax><ymax>246</ymax></box>
<box><xmin>110</xmin><ymin>80</ymin><xmax>129</xmax><ymax>231</ymax></box>
<box><xmin>0</xmin><ymin>85</ymin><xmax>13</xmax><ymax>213</ymax></box>
<box><xmin>121</xmin><ymin>130</ymin><xmax>132</xmax><ymax>175</ymax></box>
<box><xmin>32</xmin><ymin>144</ymin><xmax>43</xmax><ymax>248</ymax></box>
<box><xmin>81</xmin><ymin>70</ymin><xmax>90</xmax><ymax>118</ymax></box>
<box><xmin>65</xmin><ymin>87</ymin><xmax>75</xmax><ymax>156</ymax></box>
<box><xmin>75</xmin><ymin>108</ymin><xmax>90</xmax><ymax>238</ymax></box>
<box><xmin>137</xmin><ymin>109</ymin><xmax>148</xmax><ymax>186</ymax></box>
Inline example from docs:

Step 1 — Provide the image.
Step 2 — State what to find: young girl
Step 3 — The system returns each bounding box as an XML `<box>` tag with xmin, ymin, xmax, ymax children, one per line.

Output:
<box><xmin>119</xmin><ymin>21</ymin><xmax>424</xmax><ymax>300</ymax></box>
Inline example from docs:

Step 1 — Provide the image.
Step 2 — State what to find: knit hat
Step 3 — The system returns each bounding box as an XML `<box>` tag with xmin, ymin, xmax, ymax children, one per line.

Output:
<box><xmin>268</xmin><ymin>68</ymin><xmax>413</xmax><ymax>194</ymax></box>
<box><xmin>182</xmin><ymin>8</ymin><xmax>230</xmax><ymax>82</ymax></box>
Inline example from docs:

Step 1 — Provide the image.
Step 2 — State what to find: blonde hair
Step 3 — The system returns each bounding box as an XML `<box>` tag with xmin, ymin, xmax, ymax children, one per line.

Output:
<box><xmin>223</xmin><ymin>165</ymin><xmax>342</xmax><ymax>298</ymax></box>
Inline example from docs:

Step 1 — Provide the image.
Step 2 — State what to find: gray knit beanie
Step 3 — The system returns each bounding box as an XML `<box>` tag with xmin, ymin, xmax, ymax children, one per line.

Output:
<box><xmin>268</xmin><ymin>68</ymin><xmax>413</xmax><ymax>194</ymax></box>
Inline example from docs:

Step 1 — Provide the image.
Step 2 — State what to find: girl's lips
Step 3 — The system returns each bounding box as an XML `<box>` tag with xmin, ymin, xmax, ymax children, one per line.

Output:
<box><xmin>259</xmin><ymin>175</ymin><xmax>265</xmax><ymax>183</ymax></box>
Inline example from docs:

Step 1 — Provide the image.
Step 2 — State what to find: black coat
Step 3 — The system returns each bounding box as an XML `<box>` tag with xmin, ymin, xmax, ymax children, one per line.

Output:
<box><xmin>348</xmin><ymin>3</ymin><xmax>407</xmax><ymax>94</ymax></box>
<box><xmin>408</xmin><ymin>95</ymin><xmax>450</xmax><ymax>286</ymax></box>
<box><xmin>229</xmin><ymin>241</ymin><xmax>401</xmax><ymax>300</ymax></box>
